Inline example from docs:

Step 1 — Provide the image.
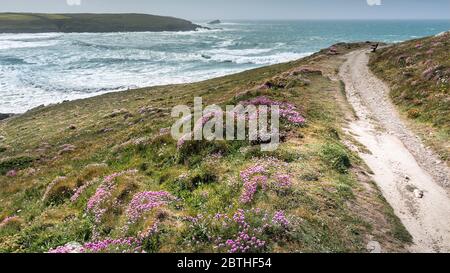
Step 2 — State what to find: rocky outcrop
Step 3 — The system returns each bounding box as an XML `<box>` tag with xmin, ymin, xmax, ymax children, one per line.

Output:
<box><xmin>0</xmin><ymin>113</ymin><xmax>14</xmax><ymax>121</ymax></box>
<box><xmin>208</xmin><ymin>20</ymin><xmax>221</xmax><ymax>25</ymax></box>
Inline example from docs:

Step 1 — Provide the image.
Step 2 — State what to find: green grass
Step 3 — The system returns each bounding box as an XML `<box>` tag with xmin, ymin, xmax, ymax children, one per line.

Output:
<box><xmin>0</xmin><ymin>13</ymin><xmax>200</xmax><ymax>33</ymax></box>
<box><xmin>0</xmin><ymin>14</ymin><xmax>40</xmax><ymax>21</ymax></box>
<box><xmin>0</xmin><ymin>43</ymin><xmax>410</xmax><ymax>253</ymax></box>
<box><xmin>369</xmin><ymin>32</ymin><xmax>450</xmax><ymax>163</ymax></box>
<box><xmin>0</xmin><ymin>156</ymin><xmax>35</xmax><ymax>175</ymax></box>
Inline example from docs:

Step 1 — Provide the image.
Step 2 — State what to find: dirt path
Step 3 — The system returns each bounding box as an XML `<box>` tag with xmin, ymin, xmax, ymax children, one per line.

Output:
<box><xmin>339</xmin><ymin>50</ymin><xmax>450</xmax><ymax>253</ymax></box>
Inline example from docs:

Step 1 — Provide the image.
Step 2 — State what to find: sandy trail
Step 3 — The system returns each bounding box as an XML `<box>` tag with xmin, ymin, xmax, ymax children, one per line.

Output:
<box><xmin>339</xmin><ymin>50</ymin><xmax>450</xmax><ymax>253</ymax></box>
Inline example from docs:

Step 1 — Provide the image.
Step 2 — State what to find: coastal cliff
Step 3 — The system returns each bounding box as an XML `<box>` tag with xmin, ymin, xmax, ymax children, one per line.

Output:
<box><xmin>0</xmin><ymin>13</ymin><xmax>202</xmax><ymax>33</ymax></box>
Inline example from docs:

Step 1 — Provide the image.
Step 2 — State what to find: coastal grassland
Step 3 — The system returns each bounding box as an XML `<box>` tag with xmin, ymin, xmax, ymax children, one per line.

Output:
<box><xmin>369</xmin><ymin>32</ymin><xmax>450</xmax><ymax>164</ymax></box>
<box><xmin>0</xmin><ymin>13</ymin><xmax>200</xmax><ymax>33</ymax></box>
<box><xmin>0</xmin><ymin>43</ymin><xmax>409</xmax><ymax>253</ymax></box>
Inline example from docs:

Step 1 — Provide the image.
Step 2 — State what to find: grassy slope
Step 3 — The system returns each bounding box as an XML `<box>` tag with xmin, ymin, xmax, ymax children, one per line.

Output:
<box><xmin>0</xmin><ymin>13</ymin><xmax>200</xmax><ymax>33</ymax></box>
<box><xmin>369</xmin><ymin>32</ymin><xmax>450</xmax><ymax>163</ymax></box>
<box><xmin>0</xmin><ymin>43</ymin><xmax>410</xmax><ymax>253</ymax></box>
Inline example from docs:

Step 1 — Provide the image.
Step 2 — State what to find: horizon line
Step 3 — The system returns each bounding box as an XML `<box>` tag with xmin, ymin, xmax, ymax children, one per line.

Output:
<box><xmin>1</xmin><ymin>12</ymin><xmax>449</xmax><ymax>21</ymax></box>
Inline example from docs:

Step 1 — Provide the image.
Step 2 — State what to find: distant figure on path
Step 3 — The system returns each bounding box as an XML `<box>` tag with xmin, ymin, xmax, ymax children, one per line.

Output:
<box><xmin>371</xmin><ymin>43</ymin><xmax>379</xmax><ymax>52</ymax></box>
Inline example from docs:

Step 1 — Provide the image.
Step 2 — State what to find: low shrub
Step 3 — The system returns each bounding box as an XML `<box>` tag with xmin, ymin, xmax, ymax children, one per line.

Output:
<box><xmin>166</xmin><ymin>164</ymin><xmax>219</xmax><ymax>194</ymax></box>
<box><xmin>407</xmin><ymin>108</ymin><xmax>421</xmax><ymax>119</ymax></box>
<box><xmin>0</xmin><ymin>216</ymin><xmax>23</xmax><ymax>235</ymax></box>
<box><xmin>0</xmin><ymin>156</ymin><xmax>34</xmax><ymax>175</ymax></box>
<box><xmin>42</xmin><ymin>177</ymin><xmax>75</xmax><ymax>205</ymax></box>
<box><xmin>244</xmin><ymin>146</ymin><xmax>301</xmax><ymax>163</ymax></box>
<box><xmin>17</xmin><ymin>217</ymin><xmax>92</xmax><ymax>253</ymax></box>
<box><xmin>320</xmin><ymin>143</ymin><xmax>351</xmax><ymax>173</ymax></box>
<box><xmin>177</xmin><ymin>140</ymin><xmax>241</xmax><ymax>166</ymax></box>
<box><xmin>300</xmin><ymin>172</ymin><xmax>320</xmax><ymax>182</ymax></box>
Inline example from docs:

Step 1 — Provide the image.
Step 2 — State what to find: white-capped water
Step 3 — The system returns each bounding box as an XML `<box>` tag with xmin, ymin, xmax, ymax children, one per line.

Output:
<box><xmin>1</xmin><ymin>20</ymin><xmax>449</xmax><ymax>113</ymax></box>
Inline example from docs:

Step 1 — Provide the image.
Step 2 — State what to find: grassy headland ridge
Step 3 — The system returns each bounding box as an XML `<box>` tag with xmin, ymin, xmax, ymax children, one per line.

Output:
<box><xmin>369</xmin><ymin>31</ymin><xmax>450</xmax><ymax>163</ymax></box>
<box><xmin>0</xmin><ymin>13</ymin><xmax>202</xmax><ymax>33</ymax></box>
<box><xmin>0</xmin><ymin>42</ymin><xmax>411</xmax><ymax>253</ymax></box>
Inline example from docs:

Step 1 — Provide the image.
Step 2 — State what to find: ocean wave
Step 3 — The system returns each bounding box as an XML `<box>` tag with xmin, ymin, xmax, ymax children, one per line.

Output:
<box><xmin>0</xmin><ymin>68</ymin><xmax>236</xmax><ymax>114</ymax></box>
<box><xmin>217</xmin><ymin>22</ymin><xmax>245</xmax><ymax>26</ymax></box>
<box><xmin>3</xmin><ymin>20</ymin><xmax>447</xmax><ymax>114</ymax></box>
<box><xmin>0</xmin><ymin>40</ymin><xmax>59</xmax><ymax>50</ymax></box>
<box><xmin>71</xmin><ymin>39</ymin><xmax>192</xmax><ymax>52</ymax></box>
<box><xmin>84</xmin><ymin>57</ymin><xmax>153</xmax><ymax>65</ymax></box>
<box><xmin>0</xmin><ymin>56</ymin><xmax>31</xmax><ymax>65</ymax></box>
<box><xmin>156</xmin><ymin>27</ymin><xmax>227</xmax><ymax>36</ymax></box>
<box><xmin>70</xmin><ymin>40</ymin><xmax>127</xmax><ymax>50</ymax></box>
<box><xmin>208</xmin><ymin>51</ymin><xmax>313</xmax><ymax>65</ymax></box>
<box><xmin>215</xmin><ymin>39</ymin><xmax>238</xmax><ymax>48</ymax></box>
<box><xmin>0</xmin><ymin>33</ymin><xmax>62</xmax><ymax>50</ymax></box>
<box><xmin>0</xmin><ymin>33</ymin><xmax>63</xmax><ymax>41</ymax></box>
<box><xmin>70</xmin><ymin>49</ymin><xmax>308</xmax><ymax>66</ymax></box>
<box><xmin>206</xmin><ymin>48</ymin><xmax>274</xmax><ymax>56</ymax></box>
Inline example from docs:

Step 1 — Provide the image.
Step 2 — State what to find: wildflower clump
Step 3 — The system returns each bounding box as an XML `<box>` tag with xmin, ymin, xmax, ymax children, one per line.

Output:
<box><xmin>70</xmin><ymin>178</ymin><xmax>98</xmax><ymax>202</ymax></box>
<box><xmin>126</xmin><ymin>191</ymin><xmax>176</xmax><ymax>224</ymax></box>
<box><xmin>6</xmin><ymin>170</ymin><xmax>17</xmax><ymax>177</ymax></box>
<box><xmin>49</xmin><ymin>238</ymin><xmax>144</xmax><ymax>253</ymax></box>
<box><xmin>83</xmin><ymin>237</ymin><xmax>144</xmax><ymax>253</ymax></box>
<box><xmin>48</xmin><ymin>242</ymin><xmax>84</xmax><ymax>253</ymax></box>
<box><xmin>272</xmin><ymin>210</ymin><xmax>290</xmax><ymax>228</ymax></box>
<box><xmin>239</xmin><ymin>158</ymin><xmax>293</xmax><ymax>204</ymax></box>
<box><xmin>183</xmin><ymin>208</ymin><xmax>291</xmax><ymax>253</ymax></box>
<box><xmin>275</xmin><ymin>174</ymin><xmax>292</xmax><ymax>188</ymax></box>
<box><xmin>240</xmin><ymin>96</ymin><xmax>306</xmax><ymax>126</ymax></box>
<box><xmin>87</xmin><ymin>170</ymin><xmax>138</xmax><ymax>225</ymax></box>
<box><xmin>177</xmin><ymin>110</ymin><xmax>223</xmax><ymax>149</ymax></box>
<box><xmin>240</xmin><ymin>165</ymin><xmax>268</xmax><ymax>203</ymax></box>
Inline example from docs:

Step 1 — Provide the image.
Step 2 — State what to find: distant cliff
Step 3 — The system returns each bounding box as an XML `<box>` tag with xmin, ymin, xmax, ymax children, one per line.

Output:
<box><xmin>0</xmin><ymin>13</ymin><xmax>202</xmax><ymax>33</ymax></box>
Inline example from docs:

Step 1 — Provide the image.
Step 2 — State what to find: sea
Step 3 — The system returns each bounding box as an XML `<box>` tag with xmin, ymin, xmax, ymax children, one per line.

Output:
<box><xmin>1</xmin><ymin>20</ymin><xmax>449</xmax><ymax>113</ymax></box>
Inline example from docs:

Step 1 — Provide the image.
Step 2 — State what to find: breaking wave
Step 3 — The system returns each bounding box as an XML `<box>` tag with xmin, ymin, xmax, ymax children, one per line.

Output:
<box><xmin>2</xmin><ymin>20</ymin><xmax>449</xmax><ymax>113</ymax></box>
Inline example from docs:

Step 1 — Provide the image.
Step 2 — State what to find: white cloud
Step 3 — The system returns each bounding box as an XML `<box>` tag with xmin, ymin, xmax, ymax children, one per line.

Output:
<box><xmin>367</xmin><ymin>0</ymin><xmax>382</xmax><ymax>6</ymax></box>
<box><xmin>66</xmin><ymin>0</ymin><xmax>82</xmax><ymax>6</ymax></box>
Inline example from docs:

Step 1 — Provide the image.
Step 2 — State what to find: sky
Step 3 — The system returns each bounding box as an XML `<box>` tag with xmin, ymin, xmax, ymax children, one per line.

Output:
<box><xmin>0</xmin><ymin>0</ymin><xmax>449</xmax><ymax>20</ymax></box>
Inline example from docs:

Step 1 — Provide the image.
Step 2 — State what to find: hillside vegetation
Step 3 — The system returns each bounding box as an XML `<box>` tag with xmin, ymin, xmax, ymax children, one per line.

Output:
<box><xmin>369</xmin><ymin>31</ymin><xmax>450</xmax><ymax>163</ymax></box>
<box><xmin>0</xmin><ymin>43</ymin><xmax>410</xmax><ymax>253</ymax></box>
<box><xmin>0</xmin><ymin>13</ymin><xmax>201</xmax><ymax>33</ymax></box>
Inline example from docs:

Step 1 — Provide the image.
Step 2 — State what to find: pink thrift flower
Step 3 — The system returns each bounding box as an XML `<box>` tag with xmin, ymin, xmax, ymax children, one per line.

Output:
<box><xmin>6</xmin><ymin>170</ymin><xmax>17</xmax><ymax>177</ymax></box>
<box><xmin>272</xmin><ymin>211</ymin><xmax>290</xmax><ymax>227</ymax></box>
<box><xmin>126</xmin><ymin>191</ymin><xmax>175</xmax><ymax>224</ymax></box>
